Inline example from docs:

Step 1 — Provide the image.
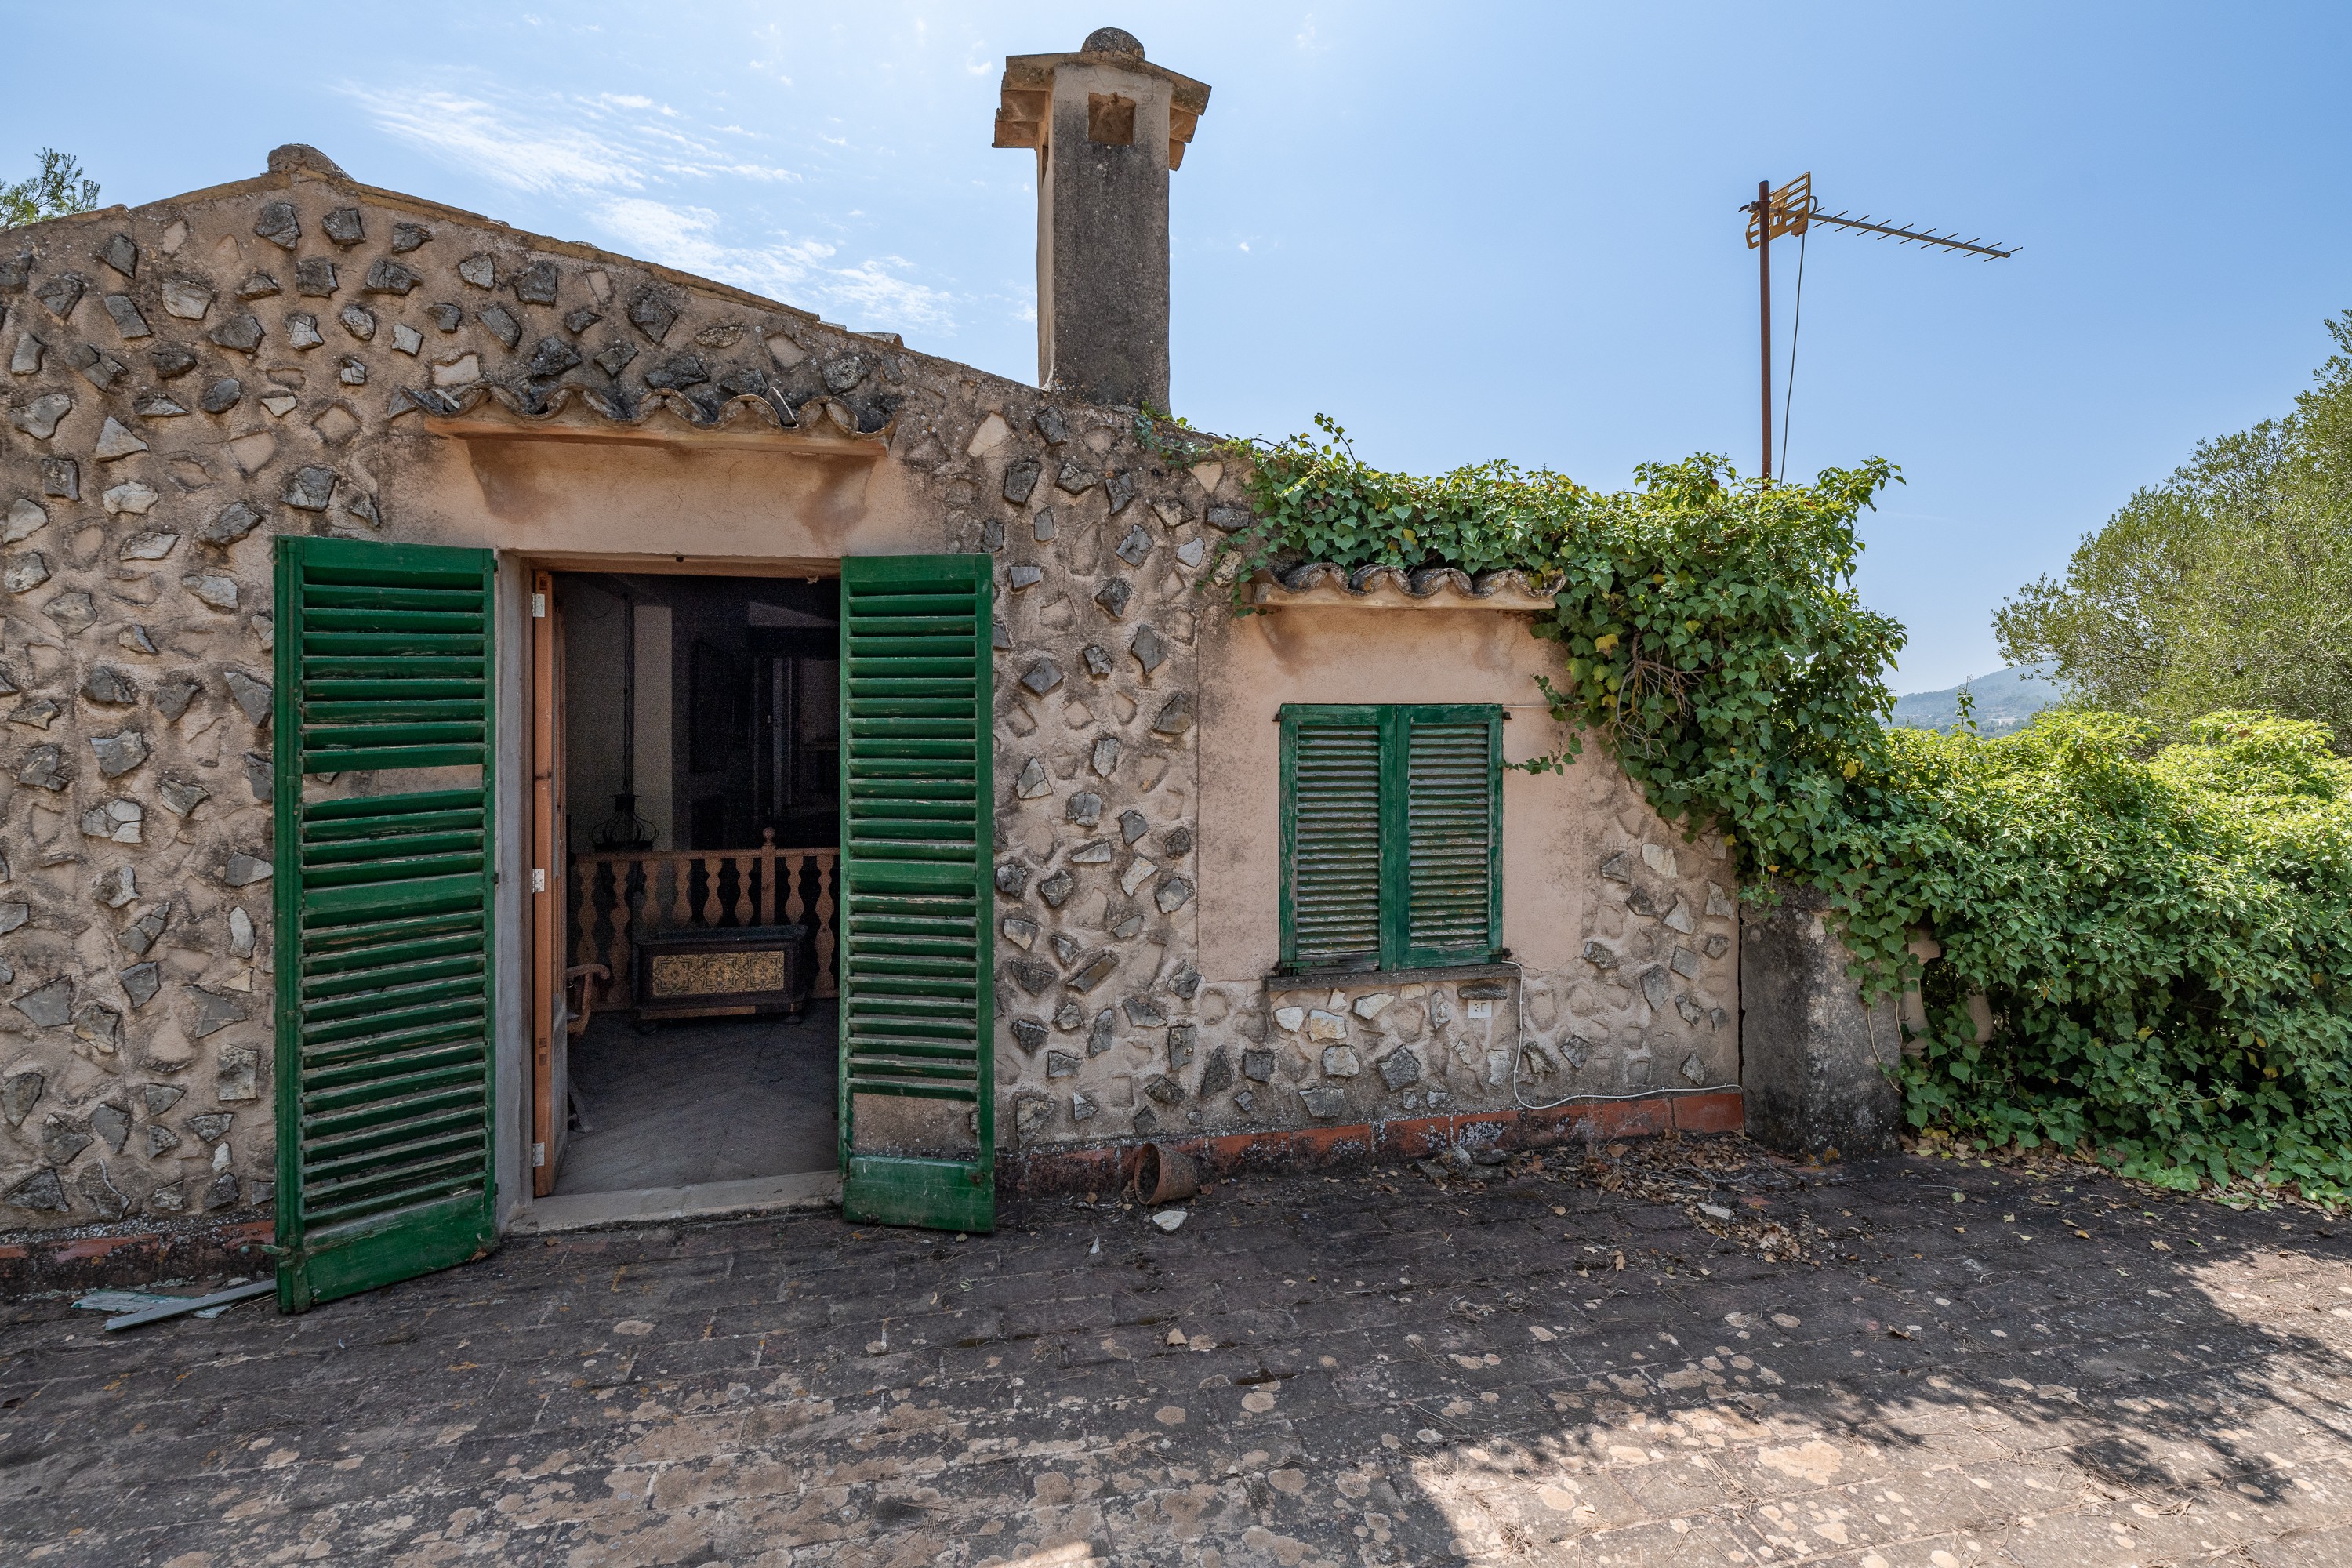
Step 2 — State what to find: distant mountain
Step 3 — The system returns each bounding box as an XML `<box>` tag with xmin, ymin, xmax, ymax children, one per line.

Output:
<box><xmin>1889</xmin><ymin>663</ymin><xmax>2063</xmax><ymax>737</ymax></box>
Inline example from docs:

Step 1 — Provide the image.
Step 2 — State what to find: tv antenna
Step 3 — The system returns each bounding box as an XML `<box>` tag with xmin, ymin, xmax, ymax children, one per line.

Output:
<box><xmin>1744</xmin><ymin>172</ymin><xmax>2018</xmax><ymax>480</ymax></box>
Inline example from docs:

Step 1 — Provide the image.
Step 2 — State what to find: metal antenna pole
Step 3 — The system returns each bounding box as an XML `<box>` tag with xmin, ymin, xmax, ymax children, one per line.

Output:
<box><xmin>1757</xmin><ymin>179</ymin><xmax>1773</xmax><ymax>482</ymax></box>
<box><xmin>1740</xmin><ymin>172</ymin><xmax>2016</xmax><ymax>486</ymax></box>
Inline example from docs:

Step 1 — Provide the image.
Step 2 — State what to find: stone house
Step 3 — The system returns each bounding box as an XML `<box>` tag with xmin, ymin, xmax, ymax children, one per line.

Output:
<box><xmin>0</xmin><ymin>29</ymin><xmax>1741</xmax><ymax>1307</ymax></box>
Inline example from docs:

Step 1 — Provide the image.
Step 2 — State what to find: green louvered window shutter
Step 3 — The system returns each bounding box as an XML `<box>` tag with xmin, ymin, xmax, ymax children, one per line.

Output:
<box><xmin>273</xmin><ymin>537</ymin><xmax>499</xmax><ymax>1313</ymax></box>
<box><xmin>1279</xmin><ymin>704</ymin><xmax>1502</xmax><ymax>972</ymax></box>
<box><xmin>1280</xmin><ymin>706</ymin><xmax>1385</xmax><ymax>970</ymax></box>
<box><xmin>837</xmin><ymin>554</ymin><xmax>995</xmax><ymax>1234</ymax></box>
<box><xmin>1399</xmin><ymin>707</ymin><xmax>1504</xmax><ymax>965</ymax></box>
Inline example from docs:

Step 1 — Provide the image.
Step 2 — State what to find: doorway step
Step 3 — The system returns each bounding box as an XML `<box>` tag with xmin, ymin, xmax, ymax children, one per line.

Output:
<box><xmin>511</xmin><ymin>1170</ymin><xmax>840</xmax><ymax>1236</ymax></box>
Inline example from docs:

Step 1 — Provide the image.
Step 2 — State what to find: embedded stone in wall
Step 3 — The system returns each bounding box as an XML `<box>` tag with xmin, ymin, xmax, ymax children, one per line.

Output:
<box><xmin>627</xmin><ymin>285</ymin><xmax>679</xmax><ymax>343</ymax></box>
<box><xmin>98</xmin><ymin>233</ymin><xmax>137</xmax><ymax>278</ymax></box>
<box><xmin>218</xmin><ymin>1045</ymin><xmax>260</xmax><ymax>1102</ymax></box>
<box><xmin>5</xmin><ymin>1169</ymin><xmax>68</xmax><ymax>1212</ymax></box>
<box><xmin>209</xmin><ymin>314</ymin><xmax>265</xmax><ymax>353</ymax></box>
<box><xmin>1013</xmin><ymin>1092</ymin><xmax>1054</xmax><ymax>1142</ymax></box>
<box><xmin>365</xmin><ymin>259</ymin><xmax>423</xmax><ymax>296</ymax></box>
<box><xmin>187</xmin><ymin>575</ymin><xmax>241</xmax><ymax>611</ymax></box>
<box><xmin>282</xmin><ymin>466</ymin><xmax>338</xmax><ymax>511</ymax></box>
<box><xmin>94</xmin><ymin>417</ymin><xmax>148</xmax><ymax>459</ymax></box>
<box><xmin>1298</xmin><ymin>1085</ymin><xmax>1346</xmax><ymax>1119</ymax></box>
<box><xmin>296</xmin><ymin>258</ymin><xmax>338</xmax><ymax>297</ymax></box>
<box><xmin>45</xmin><ymin>592</ymin><xmax>97</xmax><ymax>634</ymax></box>
<box><xmin>322</xmin><ymin>206</ymin><xmax>365</xmax><ymax>247</ymax></box>
<box><xmin>1131</xmin><ymin>624</ymin><xmax>1165</xmax><ymax>674</ymax></box>
<box><xmin>13</xmin><ymin>394</ymin><xmax>71</xmax><ymax>439</ymax></box>
<box><xmin>35</xmin><ymin>271</ymin><xmax>85</xmax><ymax>318</ymax></box>
<box><xmin>103</xmin><ymin>295</ymin><xmax>151</xmax><ymax>339</ymax></box>
<box><xmin>1066</xmin><ymin>952</ymin><xmax>1117</xmax><ymax>992</ymax></box>
<box><xmin>120</xmin><ymin>962</ymin><xmax>162</xmax><ymax>1008</ymax></box>
<box><xmin>478</xmin><ymin>304</ymin><xmax>522</xmax><ymax>350</ymax></box>
<box><xmin>14</xmin><ymin>977</ymin><xmax>74</xmax><ymax>1027</ymax></box>
<box><xmin>102</xmin><ymin>481</ymin><xmax>158</xmax><ymax>516</ymax></box>
<box><xmin>2</xmin><ymin>1071</ymin><xmax>45</xmax><ymax>1126</ymax></box>
<box><xmin>199</xmin><ymin>378</ymin><xmax>242</xmax><ymax>414</ymax></box>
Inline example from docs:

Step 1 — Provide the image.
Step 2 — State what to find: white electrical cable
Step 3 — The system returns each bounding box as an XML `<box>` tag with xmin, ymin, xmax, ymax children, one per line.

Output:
<box><xmin>1490</xmin><ymin>959</ymin><xmax>1742</xmax><ymax>1112</ymax></box>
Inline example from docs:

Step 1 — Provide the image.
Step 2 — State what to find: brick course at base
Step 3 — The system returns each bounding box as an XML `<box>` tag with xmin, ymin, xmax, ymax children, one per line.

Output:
<box><xmin>1000</xmin><ymin>1088</ymin><xmax>1744</xmax><ymax>1196</ymax></box>
<box><xmin>0</xmin><ymin>1215</ymin><xmax>269</xmax><ymax>1296</ymax></box>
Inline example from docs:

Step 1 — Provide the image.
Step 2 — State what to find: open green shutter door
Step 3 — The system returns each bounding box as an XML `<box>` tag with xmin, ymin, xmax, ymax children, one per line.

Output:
<box><xmin>837</xmin><ymin>554</ymin><xmax>995</xmax><ymax>1232</ymax></box>
<box><xmin>274</xmin><ymin>537</ymin><xmax>499</xmax><ymax>1312</ymax></box>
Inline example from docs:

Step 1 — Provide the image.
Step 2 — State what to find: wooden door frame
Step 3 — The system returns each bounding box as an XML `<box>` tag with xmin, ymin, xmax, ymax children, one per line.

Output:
<box><xmin>528</xmin><ymin>568</ymin><xmax>563</xmax><ymax>1196</ymax></box>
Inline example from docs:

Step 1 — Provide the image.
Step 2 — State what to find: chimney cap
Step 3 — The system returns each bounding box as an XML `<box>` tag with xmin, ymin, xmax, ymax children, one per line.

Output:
<box><xmin>993</xmin><ymin>38</ymin><xmax>1210</xmax><ymax>165</ymax></box>
<box><xmin>1082</xmin><ymin>27</ymin><xmax>1145</xmax><ymax>60</ymax></box>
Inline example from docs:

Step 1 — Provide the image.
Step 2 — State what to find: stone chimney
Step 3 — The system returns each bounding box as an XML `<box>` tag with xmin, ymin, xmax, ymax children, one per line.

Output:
<box><xmin>994</xmin><ymin>27</ymin><xmax>1210</xmax><ymax>410</ymax></box>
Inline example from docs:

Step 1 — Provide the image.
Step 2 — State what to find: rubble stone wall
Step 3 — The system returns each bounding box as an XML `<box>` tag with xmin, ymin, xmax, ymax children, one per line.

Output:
<box><xmin>0</xmin><ymin>147</ymin><xmax>1733</xmax><ymax>1232</ymax></box>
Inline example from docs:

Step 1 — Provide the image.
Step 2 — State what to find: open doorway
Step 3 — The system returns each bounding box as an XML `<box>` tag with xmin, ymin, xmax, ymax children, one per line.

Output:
<box><xmin>535</xmin><ymin>570</ymin><xmax>843</xmax><ymax>1204</ymax></box>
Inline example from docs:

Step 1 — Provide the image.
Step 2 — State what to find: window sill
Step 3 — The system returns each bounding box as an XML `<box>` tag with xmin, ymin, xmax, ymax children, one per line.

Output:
<box><xmin>1265</xmin><ymin>961</ymin><xmax>1516</xmax><ymax>992</ymax></box>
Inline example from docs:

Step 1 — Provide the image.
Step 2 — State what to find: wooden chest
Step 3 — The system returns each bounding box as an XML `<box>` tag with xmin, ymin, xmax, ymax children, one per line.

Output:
<box><xmin>631</xmin><ymin>924</ymin><xmax>815</xmax><ymax>1025</ymax></box>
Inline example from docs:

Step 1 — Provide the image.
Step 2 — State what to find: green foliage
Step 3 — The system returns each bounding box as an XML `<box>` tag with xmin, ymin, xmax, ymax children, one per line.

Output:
<box><xmin>1875</xmin><ymin>712</ymin><xmax>2352</xmax><ymax>1198</ymax></box>
<box><xmin>1998</xmin><ymin>314</ymin><xmax>2352</xmax><ymax>750</ymax></box>
<box><xmin>1215</xmin><ymin>416</ymin><xmax>1907</xmax><ymax>883</ymax></box>
<box><xmin>1209</xmin><ymin>418</ymin><xmax>2352</xmax><ymax>1200</ymax></box>
<box><xmin>1</xmin><ymin>148</ymin><xmax>100</xmax><ymax>229</ymax></box>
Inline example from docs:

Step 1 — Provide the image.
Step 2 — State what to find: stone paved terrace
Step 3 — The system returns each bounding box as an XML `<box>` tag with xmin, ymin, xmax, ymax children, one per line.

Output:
<box><xmin>2</xmin><ymin>1135</ymin><xmax>2349</xmax><ymax>1567</ymax></box>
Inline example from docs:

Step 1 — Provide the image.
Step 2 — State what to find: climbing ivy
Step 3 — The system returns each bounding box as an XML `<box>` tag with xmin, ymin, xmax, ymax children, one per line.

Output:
<box><xmin>1197</xmin><ymin>416</ymin><xmax>2352</xmax><ymax>1201</ymax></box>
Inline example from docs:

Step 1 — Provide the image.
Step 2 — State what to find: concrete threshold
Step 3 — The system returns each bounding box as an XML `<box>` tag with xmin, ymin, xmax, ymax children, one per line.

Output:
<box><xmin>510</xmin><ymin>1170</ymin><xmax>841</xmax><ymax>1236</ymax></box>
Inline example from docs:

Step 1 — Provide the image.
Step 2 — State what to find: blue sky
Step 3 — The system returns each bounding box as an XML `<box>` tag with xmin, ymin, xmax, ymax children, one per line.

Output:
<box><xmin>13</xmin><ymin>2</ymin><xmax>2351</xmax><ymax>691</ymax></box>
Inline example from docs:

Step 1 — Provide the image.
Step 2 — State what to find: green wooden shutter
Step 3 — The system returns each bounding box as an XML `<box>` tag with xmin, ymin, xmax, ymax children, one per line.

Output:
<box><xmin>1399</xmin><ymin>706</ymin><xmax>1504</xmax><ymax>965</ymax></box>
<box><xmin>1280</xmin><ymin>706</ymin><xmax>1385</xmax><ymax>970</ymax></box>
<box><xmin>1281</xmin><ymin>703</ymin><xmax>1501</xmax><ymax>972</ymax></box>
<box><xmin>273</xmin><ymin>537</ymin><xmax>499</xmax><ymax>1312</ymax></box>
<box><xmin>837</xmin><ymin>554</ymin><xmax>995</xmax><ymax>1233</ymax></box>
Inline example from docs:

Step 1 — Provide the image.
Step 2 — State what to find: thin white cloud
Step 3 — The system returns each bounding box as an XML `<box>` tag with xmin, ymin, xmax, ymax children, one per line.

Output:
<box><xmin>347</xmin><ymin>86</ymin><xmax>648</xmax><ymax>196</ymax></box>
<box><xmin>339</xmin><ymin>78</ymin><xmax>956</xmax><ymax>332</ymax></box>
<box><xmin>596</xmin><ymin>198</ymin><xmax>955</xmax><ymax>332</ymax></box>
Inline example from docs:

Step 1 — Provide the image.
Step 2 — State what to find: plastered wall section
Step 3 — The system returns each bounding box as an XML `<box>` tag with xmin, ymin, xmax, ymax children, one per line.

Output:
<box><xmin>1167</xmin><ymin>604</ymin><xmax>1740</xmax><ymax>1138</ymax></box>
